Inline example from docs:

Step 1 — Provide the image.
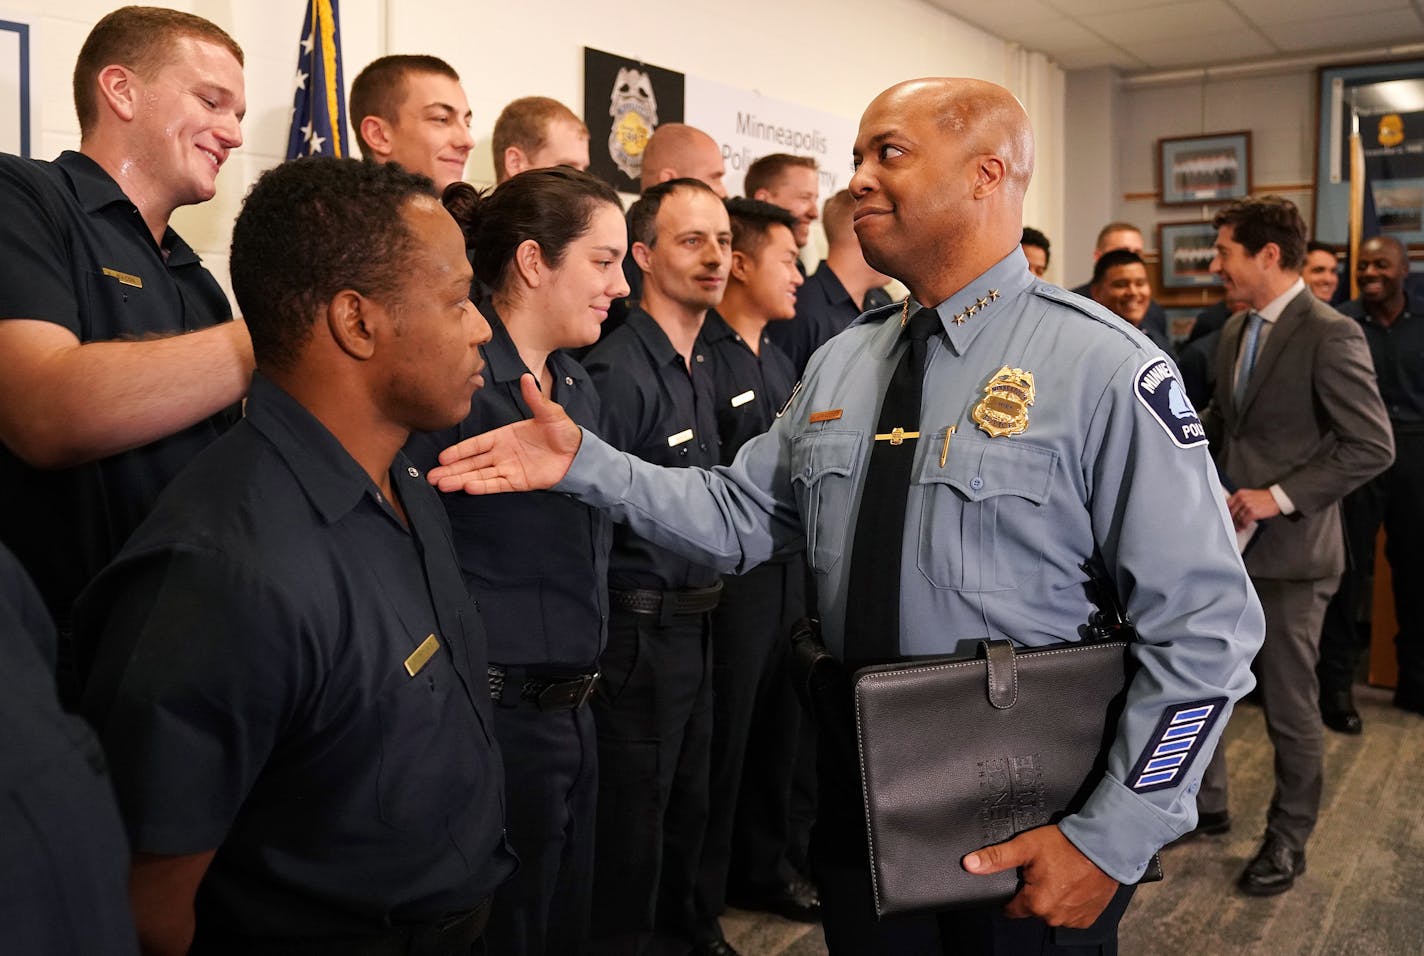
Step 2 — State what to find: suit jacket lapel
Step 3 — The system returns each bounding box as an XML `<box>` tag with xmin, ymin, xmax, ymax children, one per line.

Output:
<box><xmin>1240</xmin><ymin>289</ymin><xmax>1311</xmax><ymax>413</ymax></box>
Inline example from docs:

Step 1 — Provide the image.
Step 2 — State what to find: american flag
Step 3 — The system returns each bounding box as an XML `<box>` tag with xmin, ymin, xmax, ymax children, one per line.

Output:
<box><xmin>285</xmin><ymin>0</ymin><xmax>348</xmax><ymax>160</ymax></box>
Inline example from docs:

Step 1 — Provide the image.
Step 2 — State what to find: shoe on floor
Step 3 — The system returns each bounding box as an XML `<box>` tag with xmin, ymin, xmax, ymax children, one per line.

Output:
<box><xmin>726</xmin><ymin>877</ymin><xmax>821</xmax><ymax>923</ymax></box>
<box><xmin>1394</xmin><ymin>691</ymin><xmax>1424</xmax><ymax>717</ymax></box>
<box><xmin>1320</xmin><ymin>690</ymin><xmax>1363</xmax><ymax>734</ymax></box>
<box><xmin>1238</xmin><ymin>834</ymin><xmax>1306</xmax><ymax>896</ymax></box>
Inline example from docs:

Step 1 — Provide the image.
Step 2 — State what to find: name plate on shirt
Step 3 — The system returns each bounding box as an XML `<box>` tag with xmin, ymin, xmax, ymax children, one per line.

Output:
<box><xmin>404</xmin><ymin>634</ymin><xmax>441</xmax><ymax>677</ymax></box>
<box><xmin>101</xmin><ymin>266</ymin><xmax>143</xmax><ymax>288</ymax></box>
<box><xmin>667</xmin><ymin>429</ymin><xmax>695</xmax><ymax>447</ymax></box>
<box><xmin>730</xmin><ymin>389</ymin><xmax>755</xmax><ymax>408</ymax></box>
<box><xmin>809</xmin><ymin>408</ymin><xmax>843</xmax><ymax>423</ymax></box>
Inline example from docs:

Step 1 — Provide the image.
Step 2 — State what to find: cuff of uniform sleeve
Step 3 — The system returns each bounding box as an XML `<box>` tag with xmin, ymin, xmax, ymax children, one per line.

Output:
<box><xmin>1057</xmin><ymin>774</ymin><xmax>1182</xmax><ymax>884</ymax></box>
<box><xmin>1268</xmin><ymin>483</ymin><xmax>1296</xmax><ymax>515</ymax></box>
<box><xmin>553</xmin><ymin>427</ymin><xmax>632</xmax><ymax>506</ymax></box>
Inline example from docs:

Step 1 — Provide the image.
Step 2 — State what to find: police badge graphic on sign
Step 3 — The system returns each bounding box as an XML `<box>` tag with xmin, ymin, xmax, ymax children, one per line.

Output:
<box><xmin>608</xmin><ymin>68</ymin><xmax>658</xmax><ymax>180</ymax></box>
<box><xmin>1134</xmin><ymin>357</ymin><xmax>1207</xmax><ymax>448</ymax></box>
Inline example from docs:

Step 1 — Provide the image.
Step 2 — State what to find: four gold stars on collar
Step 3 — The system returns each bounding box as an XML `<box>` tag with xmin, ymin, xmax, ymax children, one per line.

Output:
<box><xmin>951</xmin><ymin>289</ymin><xmax>1000</xmax><ymax>326</ymax></box>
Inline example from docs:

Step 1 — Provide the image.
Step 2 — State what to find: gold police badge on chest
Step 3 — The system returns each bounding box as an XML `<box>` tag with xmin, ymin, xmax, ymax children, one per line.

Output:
<box><xmin>972</xmin><ymin>366</ymin><xmax>1036</xmax><ymax>438</ymax></box>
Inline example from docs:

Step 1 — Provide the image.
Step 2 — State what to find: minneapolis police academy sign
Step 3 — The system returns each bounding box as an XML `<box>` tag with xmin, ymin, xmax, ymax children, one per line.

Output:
<box><xmin>583</xmin><ymin>47</ymin><xmax>857</xmax><ymax>199</ymax></box>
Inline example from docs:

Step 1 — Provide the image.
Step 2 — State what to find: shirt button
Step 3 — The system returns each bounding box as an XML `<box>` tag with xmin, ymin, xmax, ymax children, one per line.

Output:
<box><xmin>565</xmin><ymin>376</ymin><xmax>574</xmax><ymax>386</ymax></box>
<box><xmin>970</xmin><ymin>476</ymin><xmax>984</xmax><ymax>491</ymax></box>
<box><xmin>407</xmin><ymin>467</ymin><xmax>420</xmax><ymax>478</ymax></box>
<box><xmin>695</xmin><ymin>354</ymin><xmax>705</xmax><ymax>363</ymax></box>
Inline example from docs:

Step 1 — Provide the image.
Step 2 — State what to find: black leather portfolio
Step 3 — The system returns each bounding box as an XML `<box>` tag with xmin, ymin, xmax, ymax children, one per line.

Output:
<box><xmin>853</xmin><ymin>637</ymin><xmax>1163</xmax><ymax>917</ymax></box>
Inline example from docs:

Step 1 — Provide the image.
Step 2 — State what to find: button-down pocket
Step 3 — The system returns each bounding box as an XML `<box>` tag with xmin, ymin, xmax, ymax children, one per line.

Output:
<box><xmin>916</xmin><ymin>434</ymin><xmax>1057</xmax><ymax>591</ymax></box>
<box><xmin>790</xmin><ymin>429</ymin><xmax>863</xmax><ymax>574</ymax></box>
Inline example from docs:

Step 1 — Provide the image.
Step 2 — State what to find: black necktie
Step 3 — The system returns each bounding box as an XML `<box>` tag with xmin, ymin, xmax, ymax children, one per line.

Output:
<box><xmin>843</xmin><ymin>308</ymin><xmax>941</xmax><ymax>664</ymax></box>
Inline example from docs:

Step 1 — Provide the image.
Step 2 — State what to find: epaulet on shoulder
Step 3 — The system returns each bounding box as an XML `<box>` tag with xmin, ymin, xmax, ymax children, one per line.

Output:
<box><xmin>1031</xmin><ymin>282</ymin><xmax>1118</xmax><ymax>324</ymax></box>
<box><xmin>849</xmin><ymin>298</ymin><xmax>908</xmax><ymax>328</ymax></box>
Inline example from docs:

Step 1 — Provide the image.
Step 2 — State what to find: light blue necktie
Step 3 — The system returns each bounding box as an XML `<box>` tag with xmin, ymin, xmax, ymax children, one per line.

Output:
<box><xmin>1233</xmin><ymin>312</ymin><xmax>1264</xmax><ymax>407</ymax></box>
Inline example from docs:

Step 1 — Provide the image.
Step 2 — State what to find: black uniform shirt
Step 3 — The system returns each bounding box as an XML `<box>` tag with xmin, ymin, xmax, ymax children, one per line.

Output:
<box><xmin>1341</xmin><ymin>292</ymin><xmax>1424</xmax><ymax>427</ymax></box>
<box><xmin>406</xmin><ymin>308</ymin><xmax>611</xmax><ymax>669</ymax></box>
<box><xmin>0</xmin><ymin>151</ymin><xmax>239</xmax><ymax>627</ymax></box>
<box><xmin>78</xmin><ymin>375</ymin><xmax>514</xmax><ymax>939</ymax></box>
<box><xmin>583</xmin><ymin>307</ymin><xmax>721</xmax><ymax>590</ymax></box>
<box><xmin>697</xmin><ymin>311</ymin><xmax>798</xmax><ymax>464</ymax></box>
<box><xmin>0</xmin><ymin>544</ymin><xmax>136</xmax><ymax>956</ymax></box>
<box><xmin>765</xmin><ymin>260</ymin><xmax>862</xmax><ymax>378</ymax></box>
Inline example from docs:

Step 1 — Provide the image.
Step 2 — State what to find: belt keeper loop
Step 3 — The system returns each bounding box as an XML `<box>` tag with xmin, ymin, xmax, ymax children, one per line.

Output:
<box><xmin>659</xmin><ymin>591</ymin><xmax>678</xmax><ymax>627</ymax></box>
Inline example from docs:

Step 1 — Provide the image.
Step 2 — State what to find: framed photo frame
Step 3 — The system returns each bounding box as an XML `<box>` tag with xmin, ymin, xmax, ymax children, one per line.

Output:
<box><xmin>1157</xmin><ymin>131</ymin><xmax>1251</xmax><ymax>205</ymax></box>
<box><xmin>1313</xmin><ymin>58</ymin><xmax>1424</xmax><ymax>248</ymax></box>
<box><xmin>1157</xmin><ymin>221</ymin><xmax>1221</xmax><ymax>289</ymax></box>
<box><xmin>0</xmin><ymin>19</ymin><xmax>32</xmax><ymax>158</ymax></box>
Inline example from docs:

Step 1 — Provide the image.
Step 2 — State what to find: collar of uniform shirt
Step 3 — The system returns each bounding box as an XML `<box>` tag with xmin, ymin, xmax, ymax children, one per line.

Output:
<box><xmin>477</xmin><ymin>303</ymin><xmax>533</xmax><ymax>386</ymax></box>
<box><xmin>899</xmin><ymin>245</ymin><xmax>1036</xmax><ymax>359</ymax></box>
<box><xmin>58</xmin><ymin>150</ymin><xmax>197</xmax><ymax>264</ymax></box>
<box><xmin>244</xmin><ymin>372</ymin><xmax>396</xmax><ymax>526</ymax></box>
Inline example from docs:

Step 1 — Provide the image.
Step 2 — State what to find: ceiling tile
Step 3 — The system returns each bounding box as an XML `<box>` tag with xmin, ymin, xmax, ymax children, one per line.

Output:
<box><xmin>1078</xmin><ymin>0</ymin><xmax>1256</xmax><ymax>46</ymax></box>
<box><xmin>1127</xmin><ymin>29</ymin><xmax>1278</xmax><ymax>69</ymax></box>
<box><xmin>1043</xmin><ymin>0</ymin><xmax>1178</xmax><ymax>15</ymax></box>
<box><xmin>1054</xmin><ymin>46</ymin><xmax>1149</xmax><ymax>70</ymax></box>
<box><xmin>1226</xmin><ymin>0</ymin><xmax>1407</xmax><ymax>26</ymax></box>
<box><xmin>1003</xmin><ymin>16</ymin><xmax>1118</xmax><ymax>51</ymax></box>
<box><xmin>1259</xmin><ymin>9</ymin><xmax>1424</xmax><ymax>52</ymax></box>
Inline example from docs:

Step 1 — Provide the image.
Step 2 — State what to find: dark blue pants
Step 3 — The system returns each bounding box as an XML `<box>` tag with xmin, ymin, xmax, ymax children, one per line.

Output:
<box><xmin>1317</xmin><ymin>431</ymin><xmax>1424</xmax><ymax>701</ymax></box>
<box><xmin>485</xmin><ymin>703</ymin><xmax>597</xmax><ymax>956</ymax></box>
<box><xmin>694</xmin><ymin>559</ymin><xmax>806</xmax><ymax>938</ymax></box>
<box><xmin>588</xmin><ymin>609</ymin><xmax>712</xmax><ymax>955</ymax></box>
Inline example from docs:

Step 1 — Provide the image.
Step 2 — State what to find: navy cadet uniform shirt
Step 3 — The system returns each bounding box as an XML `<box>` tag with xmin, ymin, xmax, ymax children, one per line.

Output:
<box><xmin>766</xmin><ymin>261</ymin><xmax>865</xmax><ymax>378</ymax></box>
<box><xmin>406</xmin><ymin>306</ymin><xmax>611</xmax><ymax>669</ymax></box>
<box><xmin>583</xmin><ymin>306</ymin><xmax>722</xmax><ymax>591</ymax></box>
<box><xmin>1340</xmin><ymin>290</ymin><xmax>1424</xmax><ymax>427</ymax></box>
<box><xmin>697</xmin><ymin>311</ymin><xmax>799</xmax><ymax>463</ymax></box>
<box><xmin>78</xmin><ymin>374</ymin><xmax>515</xmax><ymax>940</ymax></box>
<box><xmin>552</xmin><ymin>247</ymin><xmax>1265</xmax><ymax>885</ymax></box>
<box><xmin>0</xmin><ymin>151</ymin><xmax>240</xmax><ymax>630</ymax></box>
<box><xmin>0</xmin><ymin>543</ymin><xmax>136</xmax><ymax>955</ymax></box>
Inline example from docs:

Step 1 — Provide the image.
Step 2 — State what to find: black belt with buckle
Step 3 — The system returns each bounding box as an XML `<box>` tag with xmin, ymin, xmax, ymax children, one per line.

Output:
<box><xmin>488</xmin><ymin>665</ymin><xmax>600</xmax><ymax>710</ymax></box>
<box><xmin>192</xmin><ymin>897</ymin><xmax>491</xmax><ymax>956</ymax></box>
<box><xmin>609</xmin><ymin>582</ymin><xmax>723</xmax><ymax>621</ymax></box>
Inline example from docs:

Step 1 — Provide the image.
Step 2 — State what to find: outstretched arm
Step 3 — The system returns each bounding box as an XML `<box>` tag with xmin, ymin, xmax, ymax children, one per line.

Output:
<box><xmin>428</xmin><ymin>374</ymin><xmax>584</xmax><ymax>494</ymax></box>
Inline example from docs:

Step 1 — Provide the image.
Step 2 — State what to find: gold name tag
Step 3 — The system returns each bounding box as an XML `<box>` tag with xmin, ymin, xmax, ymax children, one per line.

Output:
<box><xmin>101</xmin><ymin>267</ymin><xmax>143</xmax><ymax>288</ymax></box>
<box><xmin>667</xmin><ymin>429</ymin><xmax>694</xmax><ymax>447</ymax></box>
<box><xmin>809</xmin><ymin>408</ymin><xmax>843</xmax><ymax>423</ymax></box>
<box><xmin>404</xmin><ymin>633</ymin><xmax>441</xmax><ymax>677</ymax></box>
<box><xmin>730</xmin><ymin>389</ymin><xmax>755</xmax><ymax>408</ymax></box>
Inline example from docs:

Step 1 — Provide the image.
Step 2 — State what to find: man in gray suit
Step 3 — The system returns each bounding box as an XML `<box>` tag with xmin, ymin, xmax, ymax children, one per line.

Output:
<box><xmin>1198</xmin><ymin>196</ymin><xmax>1394</xmax><ymax>896</ymax></box>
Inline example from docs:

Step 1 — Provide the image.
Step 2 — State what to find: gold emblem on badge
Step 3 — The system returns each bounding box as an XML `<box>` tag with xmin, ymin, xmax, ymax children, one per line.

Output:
<box><xmin>972</xmin><ymin>366</ymin><xmax>1036</xmax><ymax>438</ymax></box>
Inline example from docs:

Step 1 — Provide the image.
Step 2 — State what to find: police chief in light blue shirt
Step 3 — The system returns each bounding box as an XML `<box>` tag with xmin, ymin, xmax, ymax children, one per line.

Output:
<box><xmin>429</xmin><ymin>77</ymin><xmax>1264</xmax><ymax>947</ymax></box>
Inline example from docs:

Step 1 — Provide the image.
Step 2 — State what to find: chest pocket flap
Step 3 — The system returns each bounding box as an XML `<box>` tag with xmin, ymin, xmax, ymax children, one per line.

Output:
<box><xmin>917</xmin><ymin>434</ymin><xmax>1057</xmax><ymax>592</ymax></box>
<box><xmin>790</xmin><ymin>429</ymin><xmax>863</xmax><ymax>573</ymax></box>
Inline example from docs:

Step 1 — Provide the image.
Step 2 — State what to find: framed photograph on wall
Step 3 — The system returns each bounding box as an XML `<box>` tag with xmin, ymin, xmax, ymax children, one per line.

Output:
<box><xmin>1</xmin><ymin>18</ymin><xmax>32</xmax><ymax>158</ymax></box>
<box><xmin>1158</xmin><ymin>131</ymin><xmax>1251</xmax><ymax>205</ymax></box>
<box><xmin>1158</xmin><ymin>221</ymin><xmax>1221</xmax><ymax>289</ymax></box>
<box><xmin>1313</xmin><ymin>58</ymin><xmax>1424</xmax><ymax>248</ymax></box>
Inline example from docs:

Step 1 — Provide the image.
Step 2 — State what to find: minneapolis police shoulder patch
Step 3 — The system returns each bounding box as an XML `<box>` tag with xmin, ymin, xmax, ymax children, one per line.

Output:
<box><xmin>1127</xmin><ymin>697</ymin><xmax>1227</xmax><ymax>793</ymax></box>
<box><xmin>1134</xmin><ymin>357</ymin><xmax>1206</xmax><ymax>448</ymax></box>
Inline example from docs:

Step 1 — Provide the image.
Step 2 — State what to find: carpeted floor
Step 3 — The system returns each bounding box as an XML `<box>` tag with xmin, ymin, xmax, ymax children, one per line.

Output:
<box><xmin>722</xmin><ymin>683</ymin><xmax>1424</xmax><ymax>955</ymax></box>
